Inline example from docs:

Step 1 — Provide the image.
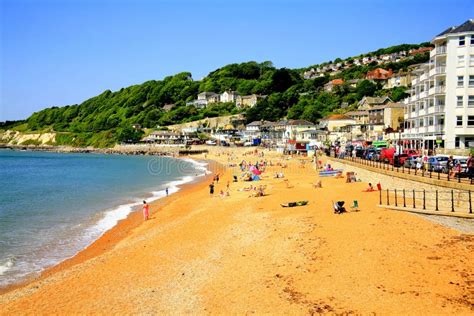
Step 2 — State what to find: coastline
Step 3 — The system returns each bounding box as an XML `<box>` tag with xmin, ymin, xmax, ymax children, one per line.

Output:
<box><xmin>0</xmin><ymin>154</ymin><xmax>217</xmax><ymax>295</ymax></box>
<box><xmin>1</xmin><ymin>148</ymin><xmax>472</xmax><ymax>314</ymax></box>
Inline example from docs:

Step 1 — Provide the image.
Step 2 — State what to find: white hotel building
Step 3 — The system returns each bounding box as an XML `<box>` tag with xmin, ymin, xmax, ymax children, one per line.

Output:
<box><xmin>403</xmin><ymin>19</ymin><xmax>474</xmax><ymax>152</ymax></box>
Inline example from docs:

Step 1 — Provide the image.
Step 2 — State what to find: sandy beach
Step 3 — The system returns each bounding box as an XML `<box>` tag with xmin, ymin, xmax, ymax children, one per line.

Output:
<box><xmin>0</xmin><ymin>148</ymin><xmax>473</xmax><ymax>314</ymax></box>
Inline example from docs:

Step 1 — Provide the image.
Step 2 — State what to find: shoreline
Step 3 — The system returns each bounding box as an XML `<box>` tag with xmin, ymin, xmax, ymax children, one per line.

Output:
<box><xmin>1</xmin><ymin>147</ymin><xmax>472</xmax><ymax>314</ymax></box>
<box><xmin>0</xmin><ymin>155</ymin><xmax>217</xmax><ymax>295</ymax></box>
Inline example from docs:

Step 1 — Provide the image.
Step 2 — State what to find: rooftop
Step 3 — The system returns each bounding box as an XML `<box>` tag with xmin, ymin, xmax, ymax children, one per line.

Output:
<box><xmin>435</xmin><ymin>19</ymin><xmax>474</xmax><ymax>37</ymax></box>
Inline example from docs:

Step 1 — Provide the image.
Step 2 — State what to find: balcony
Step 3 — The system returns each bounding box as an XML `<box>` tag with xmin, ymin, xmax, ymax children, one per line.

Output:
<box><xmin>435</xmin><ymin>66</ymin><xmax>446</xmax><ymax>75</ymax></box>
<box><xmin>430</xmin><ymin>45</ymin><xmax>447</xmax><ymax>57</ymax></box>
<box><xmin>419</xmin><ymin>91</ymin><xmax>428</xmax><ymax>99</ymax></box>
<box><xmin>420</xmin><ymin>73</ymin><xmax>428</xmax><ymax>81</ymax></box>
<box><xmin>435</xmin><ymin>85</ymin><xmax>445</xmax><ymax>94</ymax></box>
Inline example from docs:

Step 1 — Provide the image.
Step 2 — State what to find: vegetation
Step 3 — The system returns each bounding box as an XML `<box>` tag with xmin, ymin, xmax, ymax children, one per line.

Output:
<box><xmin>1</xmin><ymin>43</ymin><xmax>430</xmax><ymax>147</ymax></box>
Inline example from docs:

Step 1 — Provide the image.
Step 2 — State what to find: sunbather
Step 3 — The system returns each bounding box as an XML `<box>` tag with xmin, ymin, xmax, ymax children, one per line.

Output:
<box><xmin>363</xmin><ymin>183</ymin><xmax>375</xmax><ymax>192</ymax></box>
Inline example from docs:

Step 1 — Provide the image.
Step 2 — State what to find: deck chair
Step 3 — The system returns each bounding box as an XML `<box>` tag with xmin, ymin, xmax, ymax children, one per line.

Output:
<box><xmin>350</xmin><ymin>200</ymin><xmax>359</xmax><ymax>211</ymax></box>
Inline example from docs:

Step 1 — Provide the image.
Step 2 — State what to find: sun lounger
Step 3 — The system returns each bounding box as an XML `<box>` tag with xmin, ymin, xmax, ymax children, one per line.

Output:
<box><xmin>281</xmin><ymin>201</ymin><xmax>308</xmax><ymax>207</ymax></box>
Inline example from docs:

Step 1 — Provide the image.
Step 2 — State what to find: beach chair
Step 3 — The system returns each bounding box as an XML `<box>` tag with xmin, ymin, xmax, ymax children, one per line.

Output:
<box><xmin>350</xmin><ymin>200</ymin><xmax>359</xmax><ymax>211</ymax></box>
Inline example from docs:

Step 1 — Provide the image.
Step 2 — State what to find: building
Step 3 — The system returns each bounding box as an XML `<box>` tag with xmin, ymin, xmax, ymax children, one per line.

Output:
<box><xmin>162</xmin><ymin>104</ymin><xmax>176</xmax><ymax>112</ymax></box>
<box><xmin>323</xmin><ymin>79</ymin><xmax>344</xmax><ymax>92</ymax></box>
<box><xmin>220</xmin><ymin>91</ymin><xmax>238</xmax><ymax>103</ymax></box>
<box><xmin>198</xmin><ymin>92</ymin><xmax>220</xmax><ymax>104</ymax></box>
<box><xmin>383</xmin><ymin>71</ymin><xmax>413</xmax><ymax>89</ymax></box>
<box><xmin>409</xmin><ymin>46</ymin><xmax>434</xmax><ymax>55</ymax></box>
<box><xmin>345</xmin><ymin>110</ymin><xmax>369</xmax><ymax>124</ymax></box>
<box><xmin>319</xmin><ymin>114</ymin><xmax>356</xmax><ymax>132</ymax></box>
<box><xmin>383</xmin><ymin>103</ymin><xmax>405</xmax><ymax>131</ymax></box>
<box><xmin>402</xmin><ymin>19</ymin><xmax>474</xmax><ymax>152</ymax></box>
<box><xmin>366</xmin><ymin>68</ymin><xmax>393</xmax><ymax>80</ymax></box>
<box><xmin>236</xmin><ymin>94</ymin><xmax>264</xmax><ymax>108</ymax></box>
<box><xmin>357</xmin><ymin>96</ymin><xmax>392</xmax><ymax>109</ymax></box>
<box><xmin>144</xmin><ymin>131</ymin><xmax>183</xmax><ymax>144</ymax></box>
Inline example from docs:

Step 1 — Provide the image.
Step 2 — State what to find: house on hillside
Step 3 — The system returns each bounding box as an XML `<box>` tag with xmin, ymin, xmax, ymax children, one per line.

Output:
<box><xmin>324</xmin><ymin>79</ymin><xmax>344</xmax><ymax>92</ymax></box>
<box><xmin>220</xmin><ymin>91</ymin><xmax>238</xmax><ymax>103</ymax></box>
<box><xmin>383</xmin><ymin>71</ymin><xmax>413</xmax><ymax>89</ymax></box>
<box><xmin>367</xmin><ymin>102</ymin><xmax>405</xmax><ymax>140</ymax></box>
<box><xmin>366</xmin><ymin>68</ymin><xmax>393</xmax><ymax>80</ymax></box>
<box><xmin>236</xmin><ymin>94</ymin><xmax>265</xmax><ymax>108</ymax></box>
<box><xmin>345</xmin><ymin>110</ymin><xmax>369</xmax><ymax>124</ymax></box>
<box><xmin>198</xmin><ymin>92</ymin><xmax>220</xmax><ymax>104</ymax></box>
<box><xmin>357</xmin><ymin>96</ymin><xmax>392</xmax><ymax>110</ymax></box>
<box><xmin>162</xmin><ymin>104</ymin><xmax>176</xmax><ymax>112</ymax></box>
<box><xmin>409</xmin><ymin>47</ymin><xmax>433</xmax><ymax>55</ymax></box>
<box><xmin>319</xmin><ymin>114</ymin><xmax>356</xmax><ymax>132</ymax></box>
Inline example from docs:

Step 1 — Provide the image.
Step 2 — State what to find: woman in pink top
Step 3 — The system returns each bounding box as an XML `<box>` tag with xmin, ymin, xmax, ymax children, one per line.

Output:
<box><xmin>143</xmin><ymin>200</ymin><xmax>149</xmax><ymax>220</ymax></box>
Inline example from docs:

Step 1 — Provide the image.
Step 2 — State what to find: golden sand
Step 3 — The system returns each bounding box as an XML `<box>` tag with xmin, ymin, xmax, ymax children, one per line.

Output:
<box><xmin>0</xmin><ymin>148</ymin><xmax>472</xmax><ymax>314</ymax></box>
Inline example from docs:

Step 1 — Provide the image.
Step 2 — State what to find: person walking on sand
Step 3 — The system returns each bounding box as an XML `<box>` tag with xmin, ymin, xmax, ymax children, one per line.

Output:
<box><xmin>165</xmin><ymin>187</ymin><xmax>169</xmax><ymax>196</ymax></box>
<box><xmin>209</xmin><ymin>182</ymin><xmax>215</xmax><ymax>195</ymax></box>
<box><xmin>143</xmin><ymin>200</ymin><xmax>149</xmax><ymax>220</ymax></box>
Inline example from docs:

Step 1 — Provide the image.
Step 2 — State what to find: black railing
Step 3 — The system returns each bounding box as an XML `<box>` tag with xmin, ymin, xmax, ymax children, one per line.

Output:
<box><xmin>335</xmin><ymin>155</ymin><xmax>474</xmax><ymax>185</ymax></box>
<box><xmin>379</xmin><ymin>188</ymin><xmax>473</xmax><ymax>214</ymax></box>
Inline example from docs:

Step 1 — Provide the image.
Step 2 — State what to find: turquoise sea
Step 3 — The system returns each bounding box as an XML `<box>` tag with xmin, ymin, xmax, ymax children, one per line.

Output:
<box><xmin>0</xmin><ymin>149</ymin><xmax>208</xmax><ymax>287</ymax></box>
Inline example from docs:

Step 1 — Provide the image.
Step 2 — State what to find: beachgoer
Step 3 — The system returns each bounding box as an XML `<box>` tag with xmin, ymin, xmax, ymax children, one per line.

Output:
<box><xmin>216</xmin><ymin>174</ymin><xmax>220</xmax><ymax>183</ymax></box>
<box><xmin>209</xmin><ymin>183</ymin><xmax>215</xmax><ymax>195</ymax></box>
<box><xmin>165</xmin><ymin>187</ymin><xmax>169</xmax><ymax>196</ymax></box>
<box><xmin>143</xmin><ymin>200</ymin><xmax>149</xmax><ymax>220</ymax></box>
<box><xmin>468</xmin><ymin>153</ymin><xmax>474</xmax><ymax>179</ymax></box>
<box><xmin>226</xmin><ymin>181</ymin><xmax>230</xmax><ymax>190</ymax></box>
<box><xmin>363</xmin><ymin>183</ymin><xmax>374</xmax><ymax>192</ymax></box>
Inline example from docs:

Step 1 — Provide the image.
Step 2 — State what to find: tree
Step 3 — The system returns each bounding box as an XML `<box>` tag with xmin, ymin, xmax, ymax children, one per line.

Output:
<box><xmin>116</xmin><ymin>126</ymin><xmax>144</xmax><ymax>143</ymax></box>
<box><xmin>356</xmin><ymin>80</ymin><xmax>377</xmax><ymax>99</ymax></box>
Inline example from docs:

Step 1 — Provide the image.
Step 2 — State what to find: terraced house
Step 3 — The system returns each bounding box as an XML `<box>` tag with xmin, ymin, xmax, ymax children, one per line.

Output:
<box><xmin>403</xmin><ymin>19</ymin><xmax>474</xmax><ymax>152</ymax></box>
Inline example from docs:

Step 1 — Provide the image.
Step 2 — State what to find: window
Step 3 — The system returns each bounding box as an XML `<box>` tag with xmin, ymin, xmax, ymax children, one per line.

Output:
<box><xmin>459</xmin><ymin>36</ymin><xmax>465</xmax><ymax>46</ymax></box>
<box><xmin>457</xmin><ymin>116</ymin><xmax>463</xmax><ymax>126</ymax></box>
<box><xmin>469</xmin><ymin>96</ymin><xmax>474</xmax><ymax>107</ymax></box>
<box><xmin>458</xmin><ymin>55</ymin><xmax>465</xmax><ymax>66</ymax></box>
<box><xmin>428</xmin><ymin>117</ymin><xmax>434</xmax><ymax>126</ymax></box>
<box><xmin>455</xmin><ymin>137</ymin><xmax>460</xmax><ymax>148</ymax></box>
<box><xmin>470</xmin><ymin>75</ymin><xmax>474</xmax><ymax>86</ymax></box>
<box><xmin>469</xmin><ymin>116</ymin><xmax>474</xmax><ymax>126</ymax></box>
<box><xmin>470</xmin><ymin>55</ymin><xmax>474</xmax><ymax>66</ymax></box>
<box><xmin>457</xmin><ymin>96</ymin><xmax>464</xmax><ymax>107</ymax></box>
<box><xmin>465</xmin><ymin>137</ymin><xmax>474</xmax><ymax>148</ymax></box>
<box><xmin>471</xmin><ymin>36</ymin><xmax>474</xmax><ymax>45</ymax></box>
<box><xmin>458</xmin><ymin>76</ymin><xmax>464</xmax><ymax>87</ymax></box>
<box><xmin>419</xmin><ymin>119</ymin><xmax>424</xmax><ymax>127</ymax></box>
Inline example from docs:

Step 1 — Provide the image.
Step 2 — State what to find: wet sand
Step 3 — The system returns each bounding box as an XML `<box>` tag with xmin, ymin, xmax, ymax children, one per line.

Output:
<box><xmin>0</xmin><ymin>149</ymin><xmax>472</xmax><ymax>314</ymax></box>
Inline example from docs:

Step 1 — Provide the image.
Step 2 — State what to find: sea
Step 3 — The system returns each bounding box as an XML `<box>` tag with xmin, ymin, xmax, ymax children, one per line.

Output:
<box><xmin>0</xmin><ymin>149</ymin><xmax>208</xmax><ymax>288</ymax></box>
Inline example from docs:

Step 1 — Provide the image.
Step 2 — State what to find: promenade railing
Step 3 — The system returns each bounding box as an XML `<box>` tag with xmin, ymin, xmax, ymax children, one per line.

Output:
<box><xmin>335</xmin><ymin>155</ymin><xmax>473</xmax><ymax>185</ymax></box>
<box><xmin>378</xmin><ymin>188</ymin><xmax>473</xmax><ymax>215</ymax></box>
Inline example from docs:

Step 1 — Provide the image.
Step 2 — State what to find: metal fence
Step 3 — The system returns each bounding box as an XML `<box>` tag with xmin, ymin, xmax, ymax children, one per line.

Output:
<box><xmin>336</xmin><ymin>155</ymin><xmax>473</xmax><ymax>185</ymax></box>
<box><xmin>379</xmin><ymin>188</ymin><xmax>473</xmax><ymax>214</ymax></box>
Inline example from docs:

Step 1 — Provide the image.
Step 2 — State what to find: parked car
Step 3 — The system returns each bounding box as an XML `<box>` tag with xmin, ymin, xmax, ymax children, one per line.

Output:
<box><xmin>355</xmin><ymin>147</ymin><xmax>365</xmax><ymax>158</ymax></box>
<box><xmin>427</xmin><ymin>156</ymin><xmax>449</xmax><ymax>172</ymax></box>
<box><xmin>380</xmin><ymin>147</ymin><xmax>396</xmax><ymax>164</ymax></box>
<box><xmin>365</xmin><ymin>148</ymin><xmax>377</xmax><ymax>160</ymax></box>
<box><xmin>393</xmin><ymin>153</ymin><xmax>409</xmax><ymax>167</ymax></box>
<box><xmin>403</xmin><ymin>156</ymin><xmax>419</xmax><ymax>169</ymax></box>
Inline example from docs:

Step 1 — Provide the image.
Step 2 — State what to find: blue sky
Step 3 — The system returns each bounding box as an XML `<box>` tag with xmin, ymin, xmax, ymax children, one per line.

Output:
<box><xmin>1</xmin><ymin>0</ymin><xmax>473</xmax><ymax>121</ymax></box>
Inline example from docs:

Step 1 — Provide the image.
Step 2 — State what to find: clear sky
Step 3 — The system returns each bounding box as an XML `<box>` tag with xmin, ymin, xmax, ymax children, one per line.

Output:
<box><xmin>1</xmin><ymin>0</ymin><xmax>473</xmax><ymax>121</ymax></box>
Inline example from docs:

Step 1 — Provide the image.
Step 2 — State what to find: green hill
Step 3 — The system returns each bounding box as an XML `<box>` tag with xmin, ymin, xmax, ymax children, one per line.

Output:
<box><xmin>1</xmin><ymin>43</ymin><xmax>431</xmax><ymax>147</ymax></box>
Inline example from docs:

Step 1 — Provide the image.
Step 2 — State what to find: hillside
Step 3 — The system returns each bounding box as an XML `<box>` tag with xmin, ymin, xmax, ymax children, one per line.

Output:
<box><xmin>0</xmin><ymin>42</ymin><xmax>431</xmax><ymax>147</ymax></box>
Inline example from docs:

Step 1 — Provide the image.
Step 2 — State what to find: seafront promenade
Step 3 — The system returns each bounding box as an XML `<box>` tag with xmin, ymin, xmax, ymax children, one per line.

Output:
<box><xmin>0</xmin><ymin>147</ymin><xmax>472</xmax><ymax>314</ymax></box>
